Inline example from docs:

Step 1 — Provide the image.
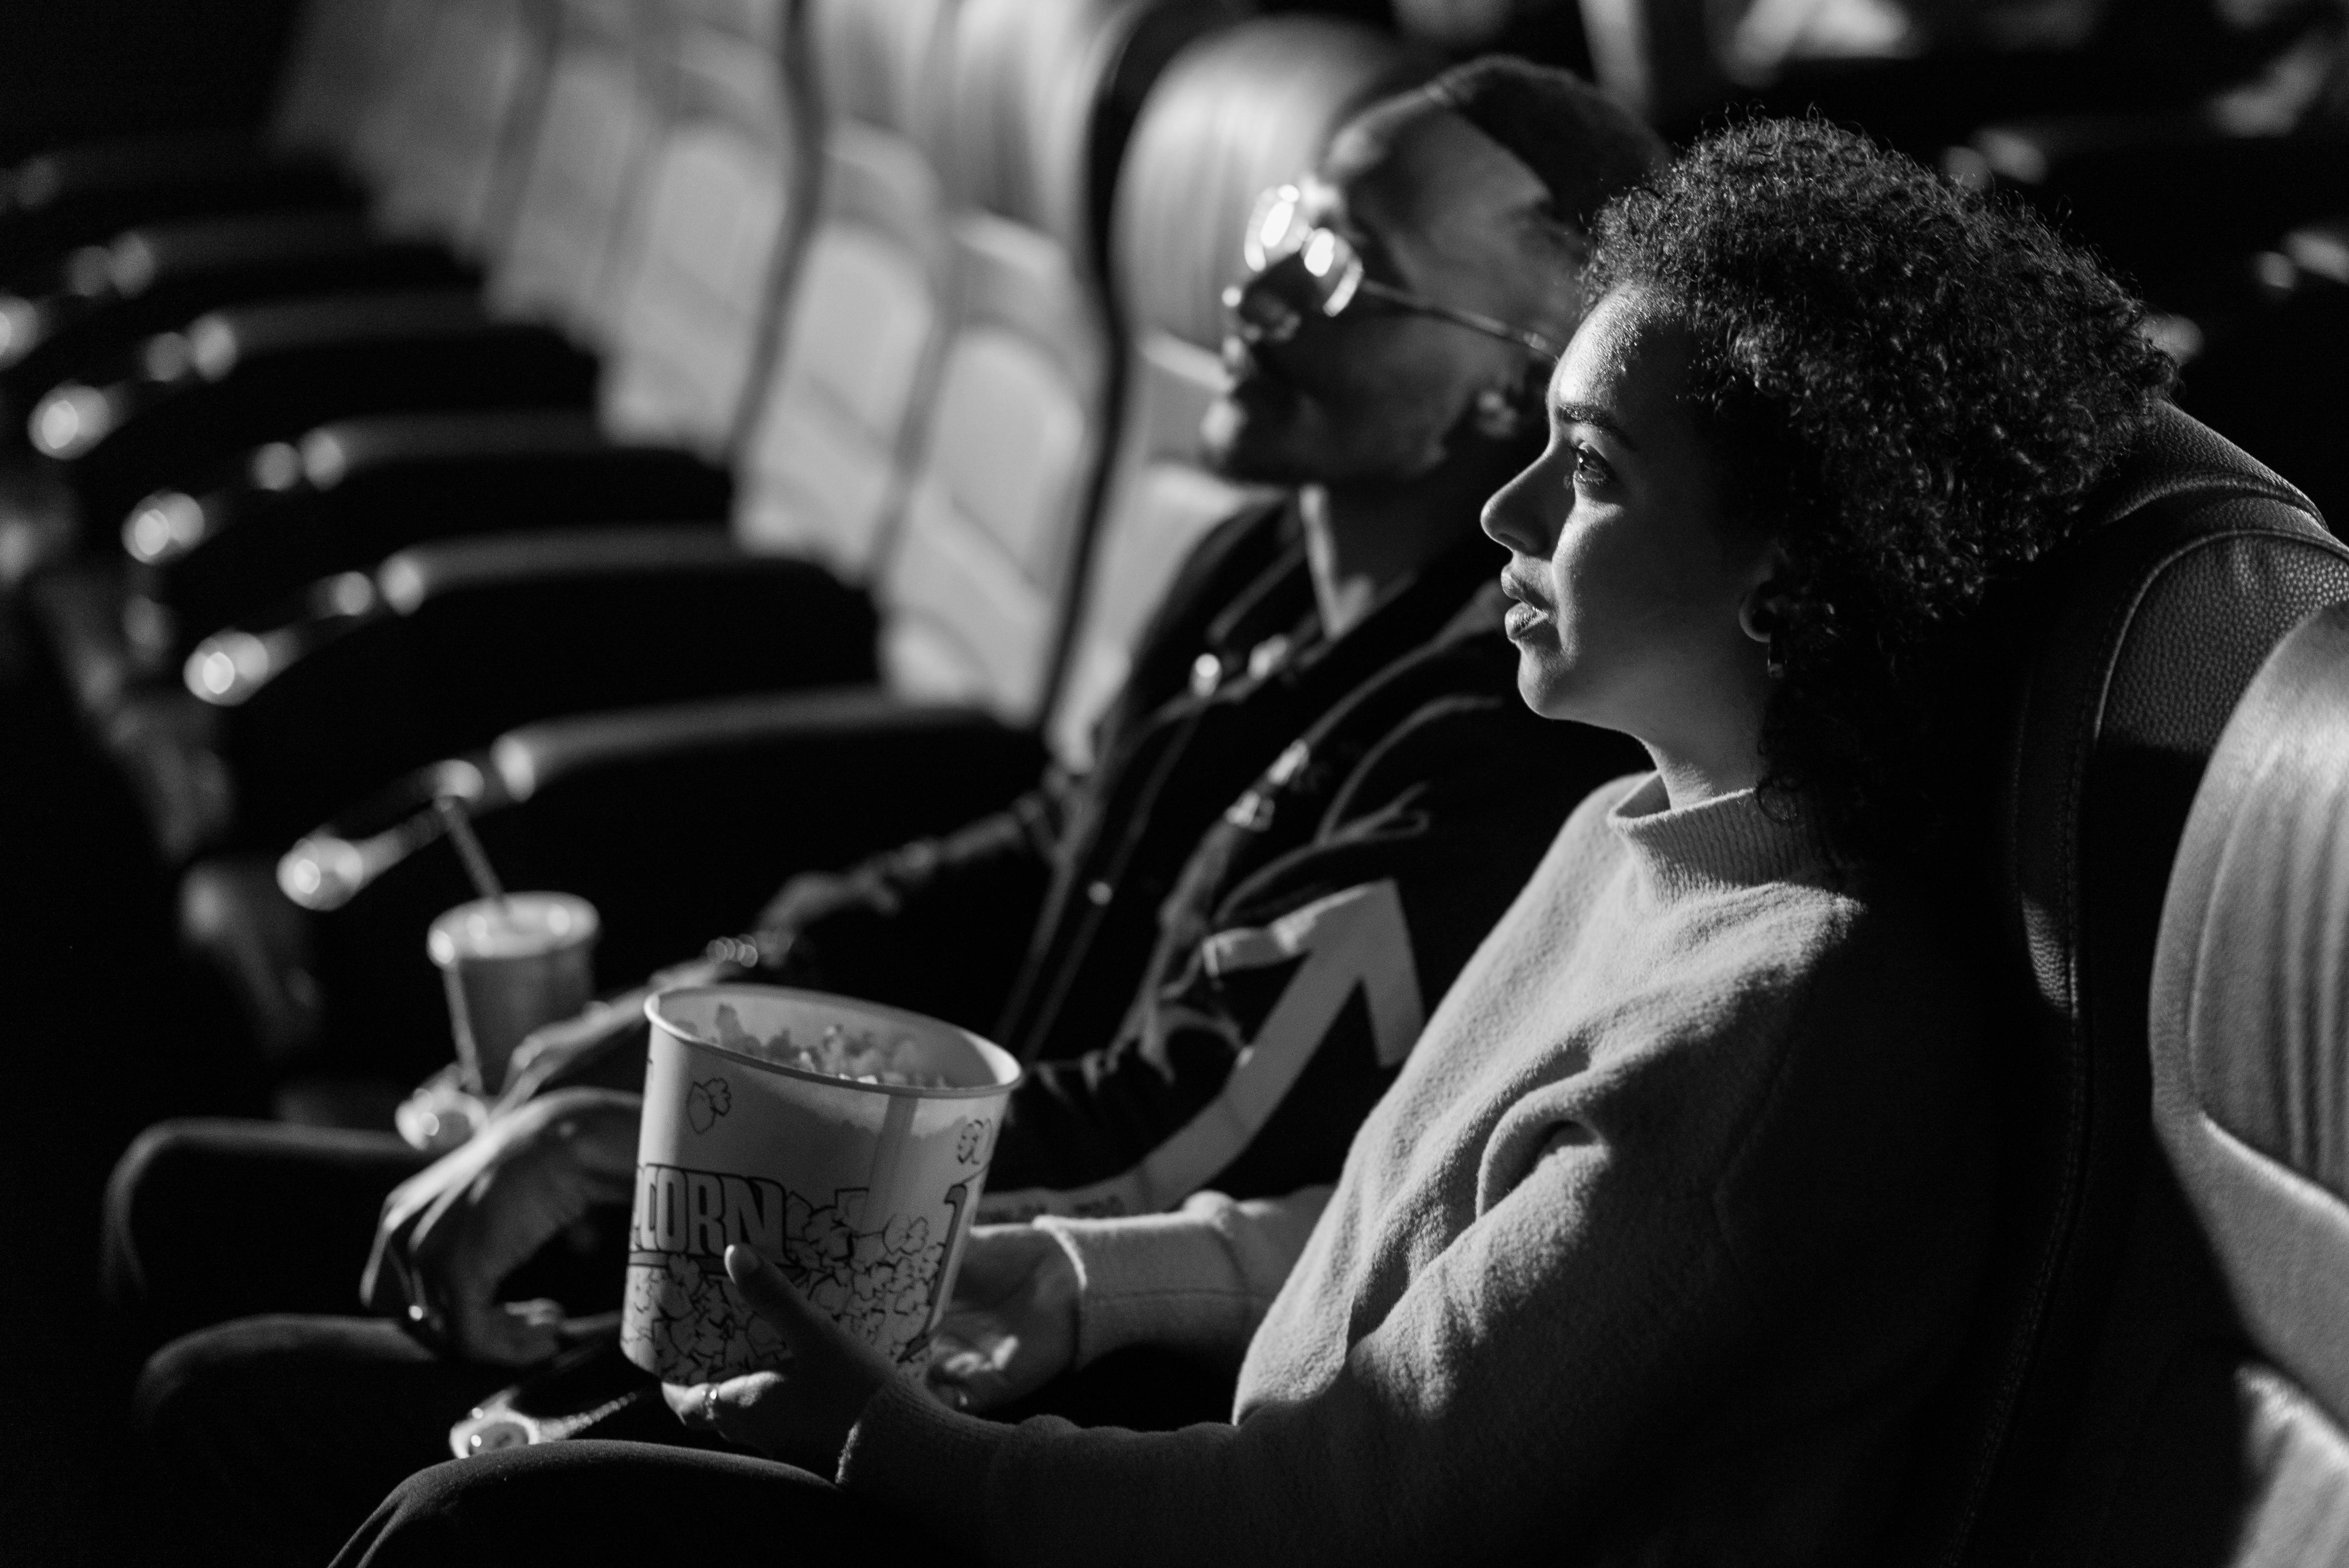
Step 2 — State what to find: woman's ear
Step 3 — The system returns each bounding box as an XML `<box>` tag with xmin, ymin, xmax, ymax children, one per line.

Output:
<box><xmin>1736</xmin><ymin>546</ymin><xmax>1794</xmax><ymax>646</ymax></box>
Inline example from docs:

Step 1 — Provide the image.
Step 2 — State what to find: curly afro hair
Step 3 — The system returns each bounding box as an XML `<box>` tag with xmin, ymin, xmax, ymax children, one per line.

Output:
<box><xmin>1584</xmin><ymin>116</ymin><xmax>2177</xmax><ymax>865</ymax></box>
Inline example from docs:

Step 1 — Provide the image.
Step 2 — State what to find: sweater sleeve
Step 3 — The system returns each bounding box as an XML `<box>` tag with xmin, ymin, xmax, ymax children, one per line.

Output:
<box><xmin>835</xmin><ymin>907</ymin><xmax>1992</xmax><ymax>1567</ymax></box>
<box><xmin>1036</xmin><ymin>1187</ymin><xmax>1331</xmax><ymax>1366</ymax></box>
<box><xmin>838</xmin><ymin>1128</ymin><xmax>1741</xmax><ymax>1568</ymax></box>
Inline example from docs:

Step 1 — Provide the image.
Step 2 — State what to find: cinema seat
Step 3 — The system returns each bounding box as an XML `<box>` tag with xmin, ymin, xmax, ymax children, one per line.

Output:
<box><xmin>181</xmin><ymin>13</ymin><xmax>1405</xmax><ymax>1086</ymax></box>
<box><xmin>2061</xmin><ymin>599</ymin><xmax>2349</xmax><ymax>1567</ymax></box>
<box><xmin>1875</xmin><ymin>405</ymin><xmax>2349</xmax><ymax>1563</ymax></box>
<box><xmin>18</xmin><ymin>0</ymin><xmax>755</xmax><ymax>716</ymax></box>
<box><xmin>0</xmin><ymin>0</ymin><xmax>391</xmax><ymax>289</ymax></box>
<box><xmin>117</xmin><ymin>0</ymin><xmax>1227</xmax><ymax>885</ymax></box>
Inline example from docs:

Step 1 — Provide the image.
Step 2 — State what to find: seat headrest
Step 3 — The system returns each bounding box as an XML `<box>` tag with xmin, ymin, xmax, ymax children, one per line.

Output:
<box><xmin>1891</xmin><ymin>401</ymin><xmax>2349</xmax><ymax>1556</ymax></box>
<box><xmin>2151</xmin><ymin>599</ymin><xmax>2349</xmax><ymax>1429</ymax></box>
<box><xmin>1109</xmin><ymin>15</ymin><xmax>1415</xmax><ymax>351</ymax></box>
<box><xmin>938</xmin><ymin>0</ymin><xmax>1244</xmax><ymax>270</ymax></box>
<box><xmin>806</xmin><ymin>0</ymin><xmax>954</xmax><ymax>140</ymax></box>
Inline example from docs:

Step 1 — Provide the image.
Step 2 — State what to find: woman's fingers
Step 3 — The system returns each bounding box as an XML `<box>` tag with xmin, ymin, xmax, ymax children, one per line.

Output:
<box><xmin>723</xmin><ymin>1245</ymin><xmax>841</xmax><ymax>1350</ymax></box>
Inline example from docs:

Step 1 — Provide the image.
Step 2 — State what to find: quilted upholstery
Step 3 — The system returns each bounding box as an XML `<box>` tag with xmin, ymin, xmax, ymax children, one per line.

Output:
<box><xmin>2116</xmin><ymin>600</ymin><xmax>2349</xmax><ymax>1566</ymax></box>
<box><xmin>1046</xmin><ymin>15</ymin><xmax>1414</xmax><ymax>763</ymax></box>
<box><xmin>369</xmin><ymin>0</ymin><xmax>553</xmax><ymax>254</ymax></box>
<box><xmin>489</xmin><ymin>0</ymin><xmax>670</xmax><ymax>342</ymax></box>
<box><xmin>875</xmin><ymin>0</ymin><xmax>1240</xmax><ymax>726</ymax></box>
<box><xmin>600</xmin><ymin>0</ymin><xmax>802</xmax><ymax>454</ymax></box>
<box><xmin>1881</xmin><ymin>403</ymin><xmax>2349</xmax><ymax>1564</ymax></box>
<box><xmin>733</xmin><ymin>0</ymin><xmax>956</xmax><ymax>572</ymax></box>
<box><xmin>268</xmin><ymin>0</ymin><xmax>416</xmax><ymax>163</ymax></box>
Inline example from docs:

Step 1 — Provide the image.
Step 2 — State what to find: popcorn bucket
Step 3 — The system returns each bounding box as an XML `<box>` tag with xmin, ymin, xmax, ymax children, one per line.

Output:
<box><xmin>621</xmin><ymin>985</ymin><xmax>1021</xmax><ymax>1386</ymax></box>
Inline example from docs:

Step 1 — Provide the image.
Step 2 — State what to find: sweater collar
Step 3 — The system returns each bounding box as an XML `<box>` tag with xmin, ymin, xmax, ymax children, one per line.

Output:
<box><xmin>1606</xmin><ymin>773</ymin><xmax>1831</xmax><ymax>897</ymax></box>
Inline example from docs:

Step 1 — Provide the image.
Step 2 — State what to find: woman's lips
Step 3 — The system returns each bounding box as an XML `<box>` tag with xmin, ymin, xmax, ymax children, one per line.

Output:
<box><xmin>1504</xmin><ymin>599</ymin><xmax>1547</xmax><ymax>640</ymax></box>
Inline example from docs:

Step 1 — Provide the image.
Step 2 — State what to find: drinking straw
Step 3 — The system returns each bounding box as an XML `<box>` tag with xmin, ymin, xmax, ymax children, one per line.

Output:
<box><xmin>433</xmin><ymin>796</ymin><xmax>508</xmax><ymax>905</ymax></box>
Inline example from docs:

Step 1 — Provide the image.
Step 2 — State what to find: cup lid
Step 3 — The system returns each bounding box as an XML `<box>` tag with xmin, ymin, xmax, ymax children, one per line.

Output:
<box><xmin>427</xmin><ymin>892</ymin><xmax>599</xmax><ymax>964</ymax></box>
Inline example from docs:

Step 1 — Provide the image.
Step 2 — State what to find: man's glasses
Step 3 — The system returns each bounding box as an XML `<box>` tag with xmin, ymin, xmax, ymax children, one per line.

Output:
<box><xmin>1221</xmin><ymin>183</ymin><xmax>1563</xmax><ymax>361</ymax></box>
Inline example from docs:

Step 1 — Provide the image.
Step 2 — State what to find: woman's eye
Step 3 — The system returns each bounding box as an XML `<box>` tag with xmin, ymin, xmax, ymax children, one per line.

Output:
<box><xmin>1569</xmin><ymin>445</ymin><xmax>1611</xmax><ymax>488</ymax></box>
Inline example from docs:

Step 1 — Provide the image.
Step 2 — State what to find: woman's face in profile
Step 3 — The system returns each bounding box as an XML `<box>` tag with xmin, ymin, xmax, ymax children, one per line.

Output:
<box><xmin>1481</xmin><ymin>288</ymin><xmax>1779</xmax><ymax>771</ymax></box>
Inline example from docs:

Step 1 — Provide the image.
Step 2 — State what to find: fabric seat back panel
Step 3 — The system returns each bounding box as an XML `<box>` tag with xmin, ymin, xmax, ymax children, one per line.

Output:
<box><xmin>374</xmin><ymin>0</ymin><xmax>547</xmax><ymax>253</ymax></box>
<box><xmin>490</xmin><ymin>9</ymin><xmax>666</xmax><ymax>340</ymax></box>
<box><xmin>1049</xmin><ymin>331</ymin><xmax>1253</xmax><ymax>761</ymax></box>
<box><xmin>603</xmin><ymin>7</ymin><xmax>796</xmax><ymax>453</ymax></box>
<box><xmin>1045</xmin><ymin>17</ymin><xmax>1406</xmax><ymax>762</ymax></box>
<box><xmin>347</xmin><ymin>0</ymin><xmax>454</xmax><ymax>190</ymax></box>
<box><xmin>878</xmin><ymin>208</ymin><xmax>1108</xmax><ymax>721</ymax></box>
<box><xmin>270</xmin><ymin>0</ymin><xmax>409</xmax><ymax>161</ymax></box>
<box><xmin>737</xmin><ymin>118</ymin><xmax>952</xmax><ymax>572</ymax></box>
<box><xmin>2152</xmin><ymin>601</ymin><xmax>2349</xmax><ymax>1436</ymax></box>
<box><xmin>1903</xmin><ymin>407</ymin><xmax>2349</xmax><ymax>1563</ymax></box>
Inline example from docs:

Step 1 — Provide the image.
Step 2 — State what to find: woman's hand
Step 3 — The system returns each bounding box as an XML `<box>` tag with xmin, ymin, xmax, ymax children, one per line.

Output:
<box><xmin>362</xmin><ymin>1087</ymin><xmax>643</xmax><ymax>1365</ymax></box>
<box><xmin>925</xmin><ymin>1223</ymin><xmax>1080</xmax><ymax>1413</ymax></box>
<box><xmin>662</xmin><ymin>1246</ymin><xmax>899</xmax><ymax>1471</ymax></box>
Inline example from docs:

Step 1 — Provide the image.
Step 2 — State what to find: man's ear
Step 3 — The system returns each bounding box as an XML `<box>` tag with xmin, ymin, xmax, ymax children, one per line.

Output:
<box><xmin>1472</xmin><ymin>383</ymin><xmax>1534</xmax><ymax>441</ymax></box>
<box><xmin>1471</xmin><ymin>355</ymin><xmax>1551</xmax><ymax>442</ymax></box>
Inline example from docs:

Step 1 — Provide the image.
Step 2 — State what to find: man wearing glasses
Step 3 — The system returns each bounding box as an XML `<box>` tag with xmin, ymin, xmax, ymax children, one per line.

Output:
<box><xmin>114</xmin><ymin>57</ymin><xmax>1662</xmax><ymax>1562</ymax></box>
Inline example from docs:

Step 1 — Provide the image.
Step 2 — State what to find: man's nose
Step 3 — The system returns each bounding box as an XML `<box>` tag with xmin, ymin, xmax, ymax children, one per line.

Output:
<box><xmin>1221</xmin><ymin>276</ymin><xmax>1301</xmax><ymax>346</ymax></box>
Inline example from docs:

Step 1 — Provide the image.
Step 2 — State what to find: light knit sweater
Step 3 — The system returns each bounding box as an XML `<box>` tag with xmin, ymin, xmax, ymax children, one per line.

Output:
<box><xmin>839</xmin><ymin>773</ymin><xmax>1995</xmax><ymax>1565</ymax></box>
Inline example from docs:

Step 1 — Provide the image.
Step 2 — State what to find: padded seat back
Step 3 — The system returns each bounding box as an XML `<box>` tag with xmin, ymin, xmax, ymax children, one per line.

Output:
<box><xmin>1045</xmin><ymin>15</ymin><xmax>1411</xmax><ymax>764</ymax></box>
<box><xmin>488</xmin><ymin>0</ymin><xmax>674</xmax><ymax>344</ymax></box>
<box><xmin>730</xmin><ymin>0</ymin><xmax>958</xmax><ymax>573</ymax></box>
<box><xmin>2082</xmin><ymin>600</ymin><xmax>2349</xmax><ymax>1567</ymax></box>
<box><xmin>1882</xmin><ymin>404</ymin><xmax>2349</xmax><ymax>1564</ymax></box>
<box><xmin>874</xmin><ymin>0</ymin><xmax>1241</xmax><ymax>725</ymax></box>
<box><xmin>269</xmin><ymin>0</ymin><xmax>417</xmax><ymax>164</ymax></box>
<box><xmin>344</xmin><ymin>0</ymin><xmax>468</xmax><ymax>200</ymax></box>
<box><xmin>370</xmin><ymin>0</ymin><xmax>558</xmax><ymax>257</ymax></box>
<box><xmin>600</xmin><ymin>0</ymin><xmax>805</xmax><ymax>454</ymax></box>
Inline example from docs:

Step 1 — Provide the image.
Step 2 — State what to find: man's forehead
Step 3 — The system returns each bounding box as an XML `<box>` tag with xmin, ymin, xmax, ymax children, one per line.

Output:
<box><xmin>1316</xmin><ymin>106</ymin><xmax>1552</xmax><ymax>240</ymax></box>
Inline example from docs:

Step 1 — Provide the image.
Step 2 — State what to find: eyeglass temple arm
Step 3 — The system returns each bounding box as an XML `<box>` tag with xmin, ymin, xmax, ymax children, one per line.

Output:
<box><xmin>1355</xmin><ymin>278</ymin><xmax>1561</xmax><ymax>361</ymax></box>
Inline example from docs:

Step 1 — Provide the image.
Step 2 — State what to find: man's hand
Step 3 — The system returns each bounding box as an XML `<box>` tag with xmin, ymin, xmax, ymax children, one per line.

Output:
<box><xmin>363</xmin><ymin>1087</ymin><xmax>642</xmax><ymax>1365</ymax></box>
<box><xmin>495</xmin><ymin>955</ymin><xmax>731</xmax><ymax>1111</ymax></box>
<box><xmin>925</xmin><ymin>1223</ymin><xmax>1081</xmax><ymax>1413</ymax></box>
<box><xmin>662</xmin><ymin>1246</ymin><xmax>898</xmax><ymax>1472</ymax></box>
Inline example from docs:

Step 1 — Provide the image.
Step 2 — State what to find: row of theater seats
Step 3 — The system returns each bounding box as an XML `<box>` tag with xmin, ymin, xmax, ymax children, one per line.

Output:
<box><xmin>1</xmin><ymin>2</ymin><xmax>2346</xmax><ymax>1562</ymax></box>
<box><xmin>0</xmin><ymin>0</ymin><xmax>1416</xmax><ymax>1066</ymax></box>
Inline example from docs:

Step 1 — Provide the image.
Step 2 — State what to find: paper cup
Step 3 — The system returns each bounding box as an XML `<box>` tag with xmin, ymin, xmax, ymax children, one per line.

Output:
<box><xmin>621</xmin><ymin>985</ymin><xmax>1021</xmax><ymax>1386</ymax></box>
<box><xmin>427</xmin><ymin>893</ymin><xmax>599</xmax><ymax>1095</ymax></box>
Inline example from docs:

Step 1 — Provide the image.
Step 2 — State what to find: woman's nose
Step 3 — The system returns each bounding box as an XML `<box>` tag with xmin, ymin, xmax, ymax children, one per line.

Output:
<box><xmin>1481</xmin><ymin>459</ymin><xmax>1556</xmax><ymax>554</ymax></box>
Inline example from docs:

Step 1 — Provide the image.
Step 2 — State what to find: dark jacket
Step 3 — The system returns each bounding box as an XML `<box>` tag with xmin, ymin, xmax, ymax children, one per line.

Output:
<box><xmin>759</xmin><ymin>499</ymin><xmax>1639</xmax><ymax>1217</ymax></box>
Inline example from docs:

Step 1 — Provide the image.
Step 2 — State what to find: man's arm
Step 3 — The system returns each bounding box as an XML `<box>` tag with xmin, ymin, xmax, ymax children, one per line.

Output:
<box><xmin>748</xmin><ymin>784</ymin><xmax>1067</xmax><ymax>1031</ymax></box>
<box><xmin>978</xmin><ymin>689</ymin><xmax>1634</xmax><ymax>1220</ymax></box>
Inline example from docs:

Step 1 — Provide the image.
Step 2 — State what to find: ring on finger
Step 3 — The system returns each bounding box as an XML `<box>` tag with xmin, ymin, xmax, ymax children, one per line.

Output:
<box><xmin>701</xmin><ymin>1383</ymin><xmax>722</xmax><ymax>1427</ymax></box>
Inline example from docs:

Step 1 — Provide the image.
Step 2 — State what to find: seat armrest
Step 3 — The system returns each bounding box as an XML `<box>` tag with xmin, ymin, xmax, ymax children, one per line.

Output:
<box><xmin>181</xmin><ymin>527</ymin><xmax>878</xmax><ymax>848</ymax></box>
<box><xmin>246</xmin><ymin>690</ymin><xmax>1048</xmax><ymax>1069</ymax></box>
<box><xmin>30</xmin><ymin>290</ymin><xmax>599</xmax><ymax>538</ymax></box>
<box><xmin>132</xmin><ymin>411</ymin><xmax>731</xmax><ymax>654</ymax></box>
<box><xmin>1</xmin><ymin>135</ymin><xmax>356</xmax><ymax>281</ymax></box>
<box><xmin>0</xmin><ymin>212</ymin><xmax>475</xmax><ymax>433</ymax></box>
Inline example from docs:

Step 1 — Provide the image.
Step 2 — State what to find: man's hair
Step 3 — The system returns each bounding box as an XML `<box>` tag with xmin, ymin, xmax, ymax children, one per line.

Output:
<box><xmin>1586</xmin><ymin>115</ymin><xmax>2178</xmax><ymax>865</ymax></box>
<box><xmin>1416</xmin><ymin>56</ymin><xmax>1667</xmax><ymax>234</ymax></box>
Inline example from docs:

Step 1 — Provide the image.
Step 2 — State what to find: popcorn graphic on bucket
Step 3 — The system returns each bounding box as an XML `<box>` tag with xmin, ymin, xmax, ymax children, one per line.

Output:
<box><xmin>621</xmin><ymin>985</ymin><xmax>1021</xmax><ymax>1386</ymax></box>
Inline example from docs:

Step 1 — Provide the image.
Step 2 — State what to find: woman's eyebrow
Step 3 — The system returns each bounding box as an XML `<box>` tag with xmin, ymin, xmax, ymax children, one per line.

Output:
<box><xmin>1553</xmin><ymin>401</ymin><xmax>1640</xmax><ymax>451</ymax></box>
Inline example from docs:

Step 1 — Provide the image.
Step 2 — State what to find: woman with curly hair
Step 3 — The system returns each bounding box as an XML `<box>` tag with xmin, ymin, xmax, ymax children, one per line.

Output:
<box><xmin>336</xmin><ymin>119</ymin><xmax>2174</xmax><ymax>1567</ymax></box>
